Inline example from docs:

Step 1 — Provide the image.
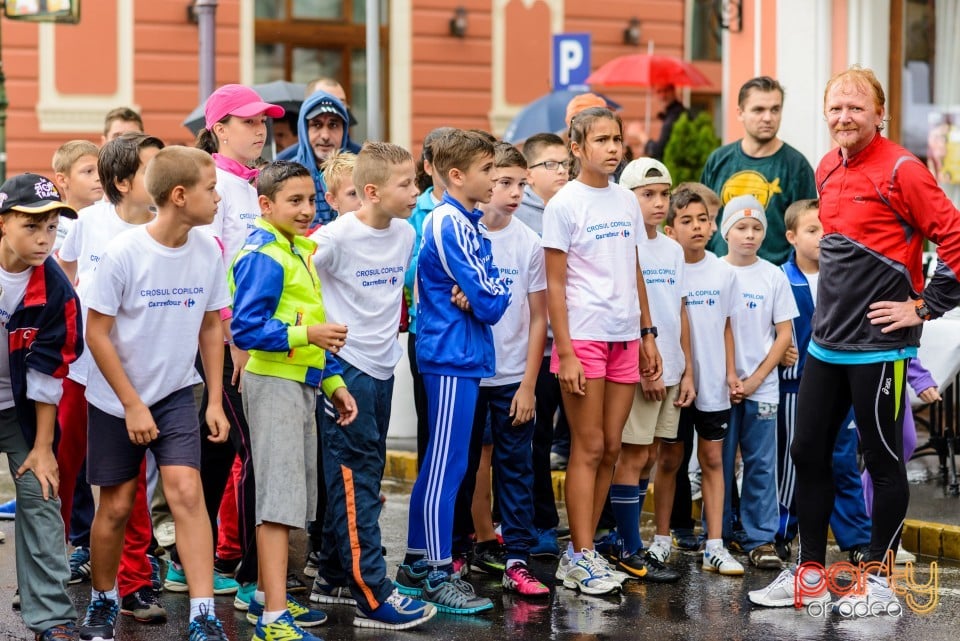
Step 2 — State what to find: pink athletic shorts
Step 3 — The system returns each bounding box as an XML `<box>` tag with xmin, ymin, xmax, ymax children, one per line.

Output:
<box><xmin>550</xmin><ymin>339</ymin><xmax>641</xmax><ymax>384</ymax></box>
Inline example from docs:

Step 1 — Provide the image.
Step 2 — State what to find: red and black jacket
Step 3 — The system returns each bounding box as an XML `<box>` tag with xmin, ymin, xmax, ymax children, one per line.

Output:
<box><xmin>814</xmin><ymin>134</ymin><xmax>960</xmax><ymax>352</ymax></box>
<box><xmin>7</xmin><ymin>258</ymin><xmax>83</xmax><ymax>448</ymax></box>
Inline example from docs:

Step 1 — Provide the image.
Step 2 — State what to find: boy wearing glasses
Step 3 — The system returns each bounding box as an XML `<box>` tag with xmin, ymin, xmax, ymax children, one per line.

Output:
<box><xmin>515</xmin><ymin>133</ymin><xmax>569</xmax><ymax>236</ymax></box>
<box><xmin>290</xmin><ymin>91</ymin><xmax>353</xmax><ymax>226</ymax></box>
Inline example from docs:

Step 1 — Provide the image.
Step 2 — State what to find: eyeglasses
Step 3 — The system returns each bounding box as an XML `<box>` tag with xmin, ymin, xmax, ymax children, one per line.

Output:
<box><xmin>529</xmin><ymin>160</ymin><xmax>570</xmax><ymax>172</ymax></box>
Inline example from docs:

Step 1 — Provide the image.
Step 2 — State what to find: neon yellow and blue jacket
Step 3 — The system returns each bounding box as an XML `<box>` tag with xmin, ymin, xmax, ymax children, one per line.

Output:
<box><xmin>229</xmin><ymin>218</ymin><xmax>344</xmax><ymax>398</ymax></box>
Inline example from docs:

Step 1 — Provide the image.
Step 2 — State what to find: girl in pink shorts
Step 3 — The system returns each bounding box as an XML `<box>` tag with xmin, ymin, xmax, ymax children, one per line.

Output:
<box><xmin>542</xmin><ymin>106</ymin><xmax>662</xmax><ymax>595</ymax></box>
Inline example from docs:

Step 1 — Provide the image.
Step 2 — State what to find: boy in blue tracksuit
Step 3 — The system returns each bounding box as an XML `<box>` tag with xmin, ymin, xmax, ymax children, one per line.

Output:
<box><xmin>290</xmin><ymin>91</ymin><xmax>352</xmax><ymax>226</ymax></box>
<box><xmin>775</xmin><ymin>199</ymin><xmax>871</xmax><ymax>561</ymax></box>
<box><xmin>395</xmin><ymin>129</ymin><xmax>511</xmax><ymax>614</ymax></box>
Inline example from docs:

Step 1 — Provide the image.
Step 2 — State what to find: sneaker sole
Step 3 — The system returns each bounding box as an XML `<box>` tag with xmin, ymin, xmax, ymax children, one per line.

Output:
<box><xmin>394</xmin><ymin>583</ymin><xmax>424</xmax><ymax>598</ymax></box>
<box><xmin>702</xmin><ymin>564</ymin><xmax>745</xmax><ymax>577</ymax></box>
<box><xmin>529</xmin><ymin>550</ymin><xmax>560</xmax><ymax>559</ymax></box>
<box><xmin>233</xmin><ymin>596</ymin><xmax>251</xmax><ymax>611</ymax></box>
<box><xmin>427</xmin><ymin>600</ymin><xmax>494</xmax><ymax>615</ymax></box>
<box><xmin>353</xmin><ymin>606</ymin><xmax>437</xmax><ymax>630</ymax></box>
<box><xmin>162</xmin><ymin>580</ymin><xmax>189</xmax><ymax>593</ymax></box>
<box><xmin>304</xmin><ymin>565</ymin><xmax>319</xmax><ymax>578</ymax></box>
<box><xmin>469</xmin><ymin>563</ymin><xmax>505</xmax><ymax>577</ymax></box>
<box><xmin>310</xmin><ymin>592</ymin><xmax>357</xmax><ymax>606</ymax></box>
<box><xmin>120</xmin><ymin>607</ymin><xmax>168</xmax><ymax>623</ymax></box>
<box><xmin>561</xmin><ymin>577</ymin><xmax>621</xmax><ymax>596</ymax></box>
<box><xmin>69</xmin><ymin>575</ymin><xmax>91</xmax><ymax>585</ymax></box>
<box><xmin>213</xmin><ymin>584</ymin><xmax>239</xmax><ymax>595</ymax></box>
<box><xmin>749</xmin><ymin>591</ymin><xmax>830</xmax><ymax>608</ymax></box>
<box><xmin>503</xmin><ymin>582</ymin><xmax>551</xmax><ymax>597</ymax></box>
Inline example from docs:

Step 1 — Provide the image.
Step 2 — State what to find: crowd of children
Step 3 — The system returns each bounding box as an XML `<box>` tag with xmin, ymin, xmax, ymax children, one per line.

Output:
<box><xmin>0</xmin><ymin>69</ymin><xmax>949</xmax><ymax>641</ymax></box>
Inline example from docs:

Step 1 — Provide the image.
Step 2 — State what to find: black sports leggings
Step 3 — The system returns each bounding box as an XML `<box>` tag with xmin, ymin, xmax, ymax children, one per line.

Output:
<box><xmin>792</xmin><ymin>356</ymin><xmax>908</xmax><ymax>566</ymax></box>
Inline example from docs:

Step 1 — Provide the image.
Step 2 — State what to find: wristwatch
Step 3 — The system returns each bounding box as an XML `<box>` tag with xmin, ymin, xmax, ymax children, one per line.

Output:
<box><xmin>640</xmin><ymin>326</ymin><xmax>658</xmax><ymax>338</ymax></box>
<box><xmin>914</xmin><ymin>298</ymin><xmax>932</xmax><ymax>321</ymax></box>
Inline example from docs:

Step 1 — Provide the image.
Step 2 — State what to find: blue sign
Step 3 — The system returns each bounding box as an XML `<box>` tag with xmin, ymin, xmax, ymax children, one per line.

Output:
<box><xmin>552</xmin><ymin>33</ymin><xmax>591</xmax><ymax>91</ymax></box>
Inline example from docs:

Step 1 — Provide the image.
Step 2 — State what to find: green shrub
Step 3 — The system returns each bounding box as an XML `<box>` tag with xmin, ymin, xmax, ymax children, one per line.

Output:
<box><xmin>663</xmin><ymin>112</ymin><xmax>721</xmax><ymax>185</ymax></box>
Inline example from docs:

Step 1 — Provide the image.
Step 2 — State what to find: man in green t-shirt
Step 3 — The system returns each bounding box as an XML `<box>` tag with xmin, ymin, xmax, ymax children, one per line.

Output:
<box><xmin>701</xmin><ymin>76</ymin><xmax>816</xmax><ymax>265</ymax></box>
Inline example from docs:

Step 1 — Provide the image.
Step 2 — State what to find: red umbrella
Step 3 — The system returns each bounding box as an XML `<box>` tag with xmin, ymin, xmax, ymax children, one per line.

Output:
<box><xmin>585</xmin><ymin>54</ymin><xmax>711</xmax><ymax>88</ymax></box>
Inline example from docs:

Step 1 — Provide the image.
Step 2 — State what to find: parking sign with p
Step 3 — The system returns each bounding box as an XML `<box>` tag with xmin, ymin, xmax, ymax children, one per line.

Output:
<box><xmin>552</xmin><ymin>33</ymin><xmax>591</xmax><ymax>91</ymax></box>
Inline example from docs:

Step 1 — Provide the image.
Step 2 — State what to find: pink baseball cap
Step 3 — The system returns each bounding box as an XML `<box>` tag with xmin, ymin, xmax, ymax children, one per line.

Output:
<box><xmin>204</xmin><ymin>84</ymin><xmax>285</xmax><ymax>130</ymax></box>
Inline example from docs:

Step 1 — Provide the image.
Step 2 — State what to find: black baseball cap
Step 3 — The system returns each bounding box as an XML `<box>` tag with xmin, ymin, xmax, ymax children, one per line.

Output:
<box><xmin>0</xmin><ymin>173</ymin><xmax>78</xmax><ymax>219</ymax></box>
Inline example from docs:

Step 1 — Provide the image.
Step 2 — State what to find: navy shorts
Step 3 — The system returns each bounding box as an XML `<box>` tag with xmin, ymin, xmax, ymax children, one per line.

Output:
<box><xmin>87</xmin><ymin>386</ymin><xmax>201</xmax><ymax>487</ymax></box>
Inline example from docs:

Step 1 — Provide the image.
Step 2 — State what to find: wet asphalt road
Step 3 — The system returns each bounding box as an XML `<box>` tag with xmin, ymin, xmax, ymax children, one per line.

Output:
<box><xmin>0</xmin><ymin>480</ymin><xmax>957</xmax><ymax>640</ymax></box>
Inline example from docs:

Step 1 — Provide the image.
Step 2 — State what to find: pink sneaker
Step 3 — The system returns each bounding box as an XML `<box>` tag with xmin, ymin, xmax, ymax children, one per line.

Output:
<box><xmin>502</xmin><ymin>563</ymin><xmax>549</xmax><ymax>597</ymax></box>
<box><xmin>452</xmin><ymin>555</ymin><xmax>470</xmax><ymax>577</ymax></box>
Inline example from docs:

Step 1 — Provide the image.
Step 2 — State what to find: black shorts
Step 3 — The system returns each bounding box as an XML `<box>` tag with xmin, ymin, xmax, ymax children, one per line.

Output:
<box><xmin>86</xmin><ymin>386</ymin><xmax>200</xmax><ymax>487</ymax></box>
<box><xmin>663</xmin><ymin>406</ymin><xmax>730</xmax><ymax>443</ymax></box>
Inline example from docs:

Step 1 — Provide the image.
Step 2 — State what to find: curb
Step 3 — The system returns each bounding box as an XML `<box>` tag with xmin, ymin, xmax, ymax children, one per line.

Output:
<box><xmin>384</xmin><ymin>450</ymin><xmax>960</xmax><ymax>561</ymax></box>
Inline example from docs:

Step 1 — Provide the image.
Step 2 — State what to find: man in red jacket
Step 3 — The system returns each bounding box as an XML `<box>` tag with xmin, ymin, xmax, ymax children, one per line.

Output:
<box><xmin>749</xmin><ymin>66</ymin><xmax>960</xmax><ymax>614</ymax></box>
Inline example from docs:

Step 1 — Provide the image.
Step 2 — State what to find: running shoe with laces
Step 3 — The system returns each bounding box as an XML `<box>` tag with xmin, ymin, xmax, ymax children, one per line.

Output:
<box><xmin>36</xmin><ymin>623</ymin><xmax>78</xmax><ymax>641</ymax></box>
<box><xmin>164</xmin><ymin>564</ymin><xmax>240</xmax><ymax>595</ymax></box>
<box><xmin>79</xmin><ymin>593</ymin><xmax>119</xmax><ymax>641</ymax></box>
<box><xmin>831</xmin><ymin>573</ymin><xmax>901</xmax><ymax>618</ymax></box>
<box><xmin>749</xmin><ymin>567</ymin><xmax>832</xmax><ymax>608</ymax></box>
<box><xmin>847</xmin><ymin>544</ymin><xmax>870</xmax><ymax>565</ymax></box>
<box><xmin>749</xmin><ymin>543</ymin><xmax>784</xmax><ymax>570</ymax></box>
<box><xmin>187</xmin><ymin>605</ymin><xmax>230</xmax><ymax>641</ymax></box>
<box><xmin>69</xmin><ymin>547</ymin><xmax>92</xmax><ymax>585</ymax></box>
<box><xmin>702</xmin><ymin>545</ymin><xmax>745</xmax><ymax>576</ymax></box>
<box><xmin>253</xmin><ymin>610</ymin><xmax>322</xmax><ymax>641</ymax></box>
<box><xmin>422</xmin><ymin>570</ymin><xmax>493</xmax><ymax>614</ymax></box>
<box><xmin>618</xmin><ymin>551</ymin><xmax>681</xmax><ymax>583</ymax></box>
<box><xmin>555</xmin><ymin>549</ymin><xmax>573</xmax><ymax>581</ymax></box>
<box><xmin>120</xmin><ymin>586</ymin><xmax>167</xmax><ymax>623</ymax></box>
<box><xmin>246</xmin><ymin>593</ymin><xmax>326</xmax><ymax>627</ymax></box>
<box><xmin>234</xmin><ymin>582</ymin><xmax>256</xmax><ymax>611</ymax></box>
<box><xmin>470</xmin><ymin>542</ymin><xmax>506</xmax><ymax>577</ymax></box>
<box><xmin>310</xmin><ymin>575</ymin><xmax>356</xmax><ymax>606</ymax></box>
<box><xmin>451</xmin><ymin>554</ymin><xmax>470</xmax><ymax>577</ymax></box>
<box><xmin>672</xmin><ymin>528</ymin><xmax>703</xmax><ymax>551</ymax></box>
<box><xmin>353</xmin><ymin>588</ymin><xmax>436</xmax><ymax>630</ymax></box>
<box><xmin>395</xmin><ymin>559</ymin><xmax>431</xmax><ymax>598</ymax></box>
<box><xmin>647</xmin><ymin>539</ymin><xmax>672</xmax><ymax>565</ymax></box>
<box><xmin>502</xmin><ymin>563</ymin><xmax>550</xmax><ymax>597</ymax></box>
<box><xmin>562</xmin><ymin>550</ymin><xmax>621</xmax><ymax>596</ymax></box>
<box><xmin>147</xmin><ymin>554</ymin><xmax>162</xmax><ymax>593</ymax></box>
<box><xmin>596</xmin><ymin>554</ymin><xmax>629</xmax><ymax>584</ymax></box>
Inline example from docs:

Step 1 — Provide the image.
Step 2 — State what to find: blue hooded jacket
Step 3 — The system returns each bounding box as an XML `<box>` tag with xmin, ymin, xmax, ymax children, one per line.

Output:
<box><xmin>290</xmin><ymin>91</ymin><xmax>352</xmax><ymax>226</ymax></box>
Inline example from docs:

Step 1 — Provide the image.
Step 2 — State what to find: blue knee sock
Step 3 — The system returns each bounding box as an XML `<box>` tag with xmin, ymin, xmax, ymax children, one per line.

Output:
<box><xmin>610</xmin><ymin>484</ymin><xmax>642</xmax><ymax>557</ymax></box>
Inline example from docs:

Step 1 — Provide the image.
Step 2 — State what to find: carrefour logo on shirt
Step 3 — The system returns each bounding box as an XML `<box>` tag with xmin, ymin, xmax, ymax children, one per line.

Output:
<box><xmin>685</xmin><ymin>289</ymin><xmax>719</xmax><ymax>307</ymax></box>
<box><xmin>643</xmin><ymin>267</ymin><xmax>677</xmax><ymax>286</ymax></box>
<box><xmin>140</xmin><ymin>287</ymin><xmax>205</xmax><ymax>309</ymax></box>
<box><xmin>586</xmin><ymin>220</ymin><xmax>632</xmax><ymax>240</ymax></box>
<box><xmin>356</xmin><ymin>265</ymin><xmax>404</xmax><ymax>288</ymax></box>
<box><xmin>742</xmin><ymin>292</ymin><xmax>764</xmax><ymax>309</ymax></box>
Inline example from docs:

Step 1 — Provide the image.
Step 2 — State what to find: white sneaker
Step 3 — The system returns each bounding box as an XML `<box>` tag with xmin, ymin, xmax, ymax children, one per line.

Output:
<box><xmin>702</xmin><ymin>546</ymin><xmax>744</xmax><ymax>576</ymax></box>
<box><xmin>596</xmin><ymin>554</ymin><xmax>629</xmax><ymax>584</ymax></box>
<box><xmin>648</xmin><ymin>540</ymin><xmax>672</xmax><ymax>565</ymax></box>
<box><xmin>894</xmin><ymin>544</ymin><xmax>916</xmax><ymax>565</ymax></box>
<box><xmin>749</xmin><ymin>568</ymin><xmax>832</xmax><ymax>608</ymax></box>
<box><xmin>154</xmin><ymin>521</ymin><xmax>176</xmax><ymax>548</ymax></box>
<box><xmin>555</xmin><ymin>550</ymin><xmax>573</xmax><ymax>581</ymax></box>
<box><xmin>562</xmin><ymin>550</ymin><xmax>621</xmax><ymax>596</ymax></box>
<box><xmin>832</xmin><ymin>573</ymin><xmax>901</xmax><ymax>617</ymax></box>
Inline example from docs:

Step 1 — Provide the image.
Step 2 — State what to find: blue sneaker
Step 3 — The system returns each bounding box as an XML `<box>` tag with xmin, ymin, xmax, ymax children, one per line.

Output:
<box><xmin>79</xmin><ymin>593</ymin><xmax>119</xmax><ymax>641</ymax></box>
<box><xmin>164</xmin><ymin>563</ymin><xmax>239</xmax><ymax>595</ymax></box>
<box><xmin>234</xmin><ymin>582</ymin><xmax>257</xmax><ymax>611</ymax></box>
<box><xmin>147</xmin><ymin>554</ymin><xmax>162</xmax><ymax>592</ymax></box>
<box><xmin>422</xmin><ymin>570</ymin><xmax>493</xmax><ymax>615</ymax></box>
<box><xmin>353</xmin><ymin>588</ymin><xmax>436</xmax><ymax>630</ymax></box>
<box><xmin>247</xmin><ymin>594</ymin><xmax>326</xmax><ymax>627</ymax></box>
<box><xmin>252</xmin><ymin>610</ymin><xmax>323</xmax><ymax>641</ymax></box>
<box><xmin>0</xmin><ymin>499</ymin><xmax>15</xmax><ymax>520</ymax></box>
<box><xmin>187</xmin><ymin>605</ymin><xmax>229</xmax><ymax>641</ymax></box>
<box><xmin>394</xmin><ymin>559</ymin><xmax>431</xmax><ymax>598</ymax></box>
<box><xmin>529</xmin><ymin>529</ymin><xmax>560</xmax><ymax>558</ymax></box>
<box><xmin>310</xmin><ymin>575</ymin><xmax>356</xmax><ymax>606</ymax></box>
<box><xmin>69</xmin><ymin>546</ymin><xmax>92</xmax><ymax>584</ymax></box>
<box><xmin>593</xmin><ymin>530</ymin><xmax>621</xmax><ymax>558</ymax></box>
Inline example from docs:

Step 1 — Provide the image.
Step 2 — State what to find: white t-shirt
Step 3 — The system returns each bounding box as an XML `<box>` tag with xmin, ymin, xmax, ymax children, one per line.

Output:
<box><xmin>201</xmin><ymin>168</ymin><xmax>260</xmax><ymax>270</ymax></box>
<box><xmin>54</xmin><ymin>216</ymin><xmax>74</xmax><ymax>253</ymax></box>
<box><xmin>682</xmin><ymin>253</ymin><xmax>738</xmax><ymax>412</ymax></box>
<box><xmin>84</xmin><ymin>226</ymin><xmax>231</xmax><ymax>417</ymax></box>
<box><xmin>0</xmin><ymin>266</ymin><xmax>64</xmax><ymax>409</ymax></box>
<box><xmin>727</xmin><ymin>259</ymin><xmax>799</xmax><ymax>404</ymax></box>
<box><xmin>806</xmin><ymin>270</ymin><xmax>819</xmax><ymax>303</ymax></box>
<box><xmin>58</xmin><ymin>200</ymin><xmax>147</xmax><ymax>385</ymax></box>
<box><xmin>637</xmin><ymin>232</ymin><xmax>686</xmax><ymax>386</ymax></box>
<box><xmin>311</xmin><ymin>213</ymin><xmax>415</xmax><ymax>380</ymax></box>
<box><xmin>542</xmin><ymin>180</ymin><xmax>643</xmax><ymax>341</ymax></box>
<box><xmin>482</xmin><ymin>218</ymin><xmax>546</xmax><ymax>387</ymax></box>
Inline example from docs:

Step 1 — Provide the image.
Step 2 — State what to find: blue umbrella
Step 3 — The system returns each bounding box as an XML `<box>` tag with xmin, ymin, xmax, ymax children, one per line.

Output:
<box><xmin>503</xmin><ymin>90</ymin><xmax>621</xmax><ymax>143</ymax></box>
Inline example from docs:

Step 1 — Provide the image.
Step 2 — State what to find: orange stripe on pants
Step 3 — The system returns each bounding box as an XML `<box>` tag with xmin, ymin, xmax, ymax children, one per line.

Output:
<box><xmin>341</xmin><ymin>465</ymin><xmax>379</xmax><ymax>609</ymax></box>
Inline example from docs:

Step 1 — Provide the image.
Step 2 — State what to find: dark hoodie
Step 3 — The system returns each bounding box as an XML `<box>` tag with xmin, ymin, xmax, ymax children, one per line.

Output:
<box><xmin>291</xmin><ymin>91</ymin><xmax>352</xmax><ymax>226</ymax></box>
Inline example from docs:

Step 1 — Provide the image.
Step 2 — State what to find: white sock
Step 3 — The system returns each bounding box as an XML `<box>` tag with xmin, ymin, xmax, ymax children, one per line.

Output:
<box><xmin>653</xmin><ymin>535</ymin><xmax>672</xmax><ymax>548</ymax></box>
<box><xmin>705</xmin><ymin>538</ymin><xmax>723</xmax><ymax>553</ymax></box>
<box><xmin>262</xmin><ymin>609</ymin><xmax>286</xmax><ymax>625</ymax></box>
<box><xmin>189</xmin><ymin>596</ymin><xmax>215</xmax><ymax>621</ymax></box>
<box><xmin>506</xmin><ymin>559</ymin><xmax>524</xmax><ymax>570</ymax></box>
<box><xmin>91</xmin><ymin>586</ymin><xmax>118</xmax><ymax>603</ymax></box>
<box><xmin>566</xmin><ymin>541</ymin><xmax>575</xmax><ymax>557</ymax></box>
<box><xmin>254</xmin><ymin>589</ymin><xmax>266</xmax><ymax>605</ymax></box>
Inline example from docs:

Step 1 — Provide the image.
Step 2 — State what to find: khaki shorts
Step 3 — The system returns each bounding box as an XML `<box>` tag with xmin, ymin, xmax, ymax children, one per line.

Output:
<box><xmin>621</xmin><ymin>383</ymin><xmax>682</xmax><ymax>445</ymax></box>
